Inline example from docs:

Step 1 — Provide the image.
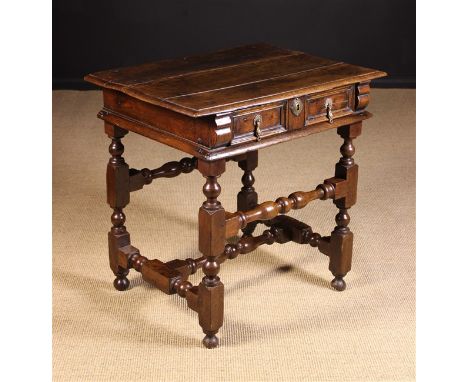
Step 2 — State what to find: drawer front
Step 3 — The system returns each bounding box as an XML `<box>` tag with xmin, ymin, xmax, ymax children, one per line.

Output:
<box><xmin>232</xmin><ymin>102</ymin><xmax>286</xmax><ymax>144</ymax></box>
<box><xmin>229</xmin><ymin>86</ymin><xmax>354</xmax><ymax>145</ymax></box>
<box><xmin>305</xmin><ymin>86</ymin><xmax>354</xmax><ymax>125</ymax></box>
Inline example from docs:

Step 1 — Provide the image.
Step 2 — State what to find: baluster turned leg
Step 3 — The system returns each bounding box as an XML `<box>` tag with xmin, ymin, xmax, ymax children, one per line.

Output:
<box><xmin>197</xmin><ymin>159</ymin><xmax>226</xmax><ymax>348</ymax></box>
<box><xmin>106</xmin><ymin>123</ymin><xmax>131</xmax><ymax>291</ymax></box>
<box><xmin>329</xmin><ymin>123</ymin><xmax>361</xmax><ymax>291</ymax></box>
<box><xmin>237</xmin><ymin>151</ymin><xmax>258</xmax><ymax>237</ymax></box>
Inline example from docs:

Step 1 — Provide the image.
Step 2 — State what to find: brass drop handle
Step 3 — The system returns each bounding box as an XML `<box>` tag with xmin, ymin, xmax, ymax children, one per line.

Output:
<box><xmin>325</xmin><ymin>98</ymin><xmax>334</xmax><ymax>123</ymax></box>
<box><xmin>253</xmin><ymin>114</ymin><xmax>262</xmax><ymax>141</ymax></box>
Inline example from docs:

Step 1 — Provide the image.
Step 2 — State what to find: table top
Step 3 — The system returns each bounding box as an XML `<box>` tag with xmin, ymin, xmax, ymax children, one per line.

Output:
<box><xmin>85</xmin><ymin>43</ymin><xmax>386</xmax><ymax>117</ymax></box>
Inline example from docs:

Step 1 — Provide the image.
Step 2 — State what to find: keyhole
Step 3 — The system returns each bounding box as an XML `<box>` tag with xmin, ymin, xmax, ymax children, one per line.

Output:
<box><xmin>291</xmin><ymin>98</ymin><xmax>302</xmax><ymax>116</ymax></box>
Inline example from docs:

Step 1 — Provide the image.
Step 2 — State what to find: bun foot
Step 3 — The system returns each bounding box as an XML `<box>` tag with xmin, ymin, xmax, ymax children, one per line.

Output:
<box><xmin>202</xmin><ymin>334</ymin><xmax>219</xmax><ymax>349</ymax></box>
<box><xmin>113</xmin><ymin>276</ymin><xmax>130</xmax><ymax>291</ymax></box>
<box><xmin>331</xmin><ymin>277</ymin><xmax>346</xmax><ymax>291</ymax></box>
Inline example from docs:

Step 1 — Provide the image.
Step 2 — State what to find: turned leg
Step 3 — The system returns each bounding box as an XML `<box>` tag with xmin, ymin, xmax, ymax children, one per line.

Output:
<box><xmin>328</xmin><ymin>123</ymin><xmax>361</xmax><ymax>291</ymax></box>
<box><xmin>106</xmin><ymin>123</ymin><xmax>131</xmax><ymax>291</ymax></box>
<box><xmin>197</xmin><ymin>159</ymin><xmax>226</xmax><ymax>348</ymax></box>
<box><xmin>237</xmin><ymin>151</ymin><xmax>259</xmax><ymax>237</ymax></box>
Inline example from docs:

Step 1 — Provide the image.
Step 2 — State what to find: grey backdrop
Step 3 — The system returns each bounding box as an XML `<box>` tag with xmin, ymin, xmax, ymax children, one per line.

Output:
<box><xmin>53</xmin><ymin>0</ymin><xmax>415</xmax><ymax>89</ymax></box>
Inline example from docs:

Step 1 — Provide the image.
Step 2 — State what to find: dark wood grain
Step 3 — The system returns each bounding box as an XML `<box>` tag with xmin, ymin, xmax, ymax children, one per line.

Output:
<box><xmin>159</xmin><ymin>62</ymin><xmax>384</xmax><ymax>116</ymax></box>
<box><xmin>89</xmin><ymin>44</ymin><xmax>385</xmax><ymax>160</ymax></box>
<box><xmin>197</xmin><ymin>159</ymin><xmax>226</xmax><ymax>348</ymax></box>
<box><xmin>88</xmin><ymin>44</ymin><xmax>385</xmax><ymax>348</ymax></box>
<box><xmin>132</xmin><ymin>53</ymin><xmax>337</xmax><ymax>100</ymax></box>
<box><xmin>85</xmin><ymin>43</ymin><xmax>296</xmax><ymax>89</ymax></box>
<box><xmin>86</xmin><ymin>43</ymin><xmax>386</xmax><ymax>117</ymax></box>
<box><xmin>105</xmin><ymin>124</ymin><xmax>131</xmax><ymax>291</ymax></box>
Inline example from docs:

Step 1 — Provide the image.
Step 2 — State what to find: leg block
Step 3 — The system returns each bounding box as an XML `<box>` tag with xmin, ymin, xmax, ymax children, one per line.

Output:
<box><xmin>328</xmin><ymin>231</ymin><xmax>353</xmax><ymax>291</ymax></box>
<box><xmin>199</xmin><ymin>208</ymin><xmax>226</xmax><ymax>257</ymax></box>
<box><xmin>198</xmin><ymin>281</ymin><xmax>224</xmax><ymax>349</ymax></box>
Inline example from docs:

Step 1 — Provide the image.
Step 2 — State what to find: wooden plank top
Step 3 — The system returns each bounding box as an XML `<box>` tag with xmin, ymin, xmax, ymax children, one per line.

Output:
<box><xmin>85</xmin><ymin>43</ymin><xmax>386</xmax><ymax>117</ymax></box>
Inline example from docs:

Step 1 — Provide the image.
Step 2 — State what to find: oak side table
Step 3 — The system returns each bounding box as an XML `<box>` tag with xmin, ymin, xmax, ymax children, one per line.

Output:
<box><xmin>85</xmin><ymin>43</ymin><xmax>386</xmax><ymax>348</ymax></box>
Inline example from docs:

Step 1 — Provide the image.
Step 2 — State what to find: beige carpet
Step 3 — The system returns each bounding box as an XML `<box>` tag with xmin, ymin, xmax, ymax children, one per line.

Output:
<box><xmin>52</xmin><ymin>89</ymin><xmax>415</xmax><ymax>382</ymax></box>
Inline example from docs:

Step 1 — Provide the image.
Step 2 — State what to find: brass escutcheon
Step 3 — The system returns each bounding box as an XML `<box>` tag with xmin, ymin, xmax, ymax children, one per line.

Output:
<box><xmin>290</xmin><ymin>97</ymin><xmax>303</xmax><ymax>116</ymax></box>
<box><xmin>253</xmin><ymin>114</ymin><xmax>262</xmax><ymax>141</ymax></box>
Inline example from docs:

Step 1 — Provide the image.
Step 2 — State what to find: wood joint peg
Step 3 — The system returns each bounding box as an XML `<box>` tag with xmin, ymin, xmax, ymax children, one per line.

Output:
<box><xmin>324</xmin><ymin>177</ymin><xmax>348</xmax><ymax>200</ymax></box>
